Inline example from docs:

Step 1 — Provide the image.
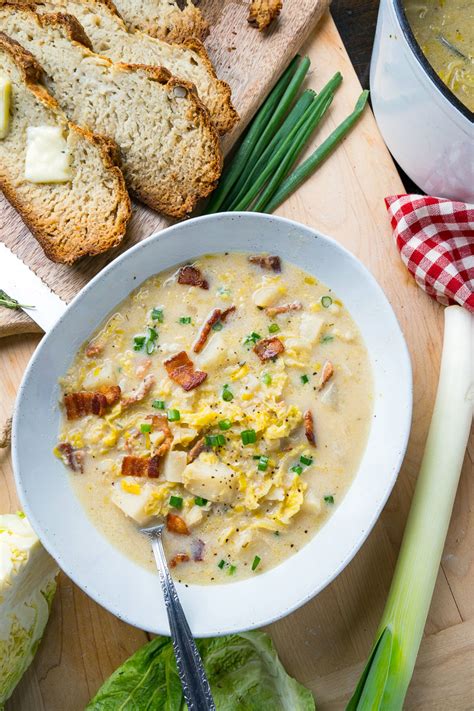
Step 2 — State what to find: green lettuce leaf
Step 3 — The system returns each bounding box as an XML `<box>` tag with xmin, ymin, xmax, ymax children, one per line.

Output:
<box><xmin>86</xmin><ymin>630</ymin><xmax>315</xmax><ymax>711</ymax></box>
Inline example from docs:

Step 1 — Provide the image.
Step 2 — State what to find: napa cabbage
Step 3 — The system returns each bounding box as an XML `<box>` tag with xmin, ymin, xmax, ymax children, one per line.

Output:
<box><xmin>0</xmin><ymin>513</ymin><xmax>58</xmax><ymax>708</ymax></box>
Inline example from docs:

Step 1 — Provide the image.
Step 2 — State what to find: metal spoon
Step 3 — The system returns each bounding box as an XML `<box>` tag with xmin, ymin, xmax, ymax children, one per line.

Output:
<box><xmin>437</xmin><ymin>34</ymin><xmax>469</xmax><ymax>61</ymax></box>
<box><xmin>140</xmin><ymin>523</ymin><xmax>216</xmax><ymax>711</ymax></box>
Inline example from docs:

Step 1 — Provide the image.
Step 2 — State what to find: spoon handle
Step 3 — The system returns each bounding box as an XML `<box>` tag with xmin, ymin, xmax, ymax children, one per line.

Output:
<box><xmin>149</xmin><ymin>531</ymin><xmax>216</xmax><ymax>711</ymax></box>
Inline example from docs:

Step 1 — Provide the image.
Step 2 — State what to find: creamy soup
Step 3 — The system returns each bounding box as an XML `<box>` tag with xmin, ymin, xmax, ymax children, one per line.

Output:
<box><xmin>404</xmin><ymin>0</ymin><xmax>474</xmax><ymax>112</ymax></box>
<box><xmin>57</xmin><ymin>253</ymin><xmax>372</xmax><ymax>585</ymax></box>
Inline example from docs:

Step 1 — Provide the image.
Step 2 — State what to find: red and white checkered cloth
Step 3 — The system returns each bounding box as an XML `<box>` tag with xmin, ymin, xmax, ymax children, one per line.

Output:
<box><xmin>385</xmin><ymin>194</ymin><xmax>474</xmax><ymax>313</ymax></box>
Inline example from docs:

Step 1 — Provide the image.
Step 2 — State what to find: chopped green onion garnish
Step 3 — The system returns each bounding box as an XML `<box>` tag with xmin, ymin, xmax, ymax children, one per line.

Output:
<box><xmin>262</xmin><ymin>373</ymin><xmax>272</xmax><ymax>386</ymax></box>
<box><xmin>251</xmin><ymin>555</ymin><xmax>261</xmax><ymax>571</ymax></box>
<box><xmin>212</xmin><ymin>321</ymin><xmax>223</xmax><ymax>331</ymax></box>
<box><xmin>243</xmin><ymin>332</ymin><xmax>262</xmax><ymax>347</ymax></box>
<box><xmin>152</xmin><ymin>310</ymin><xmax>164</xmax><ymax>323</ymax></box>
<box><xmin>147</xmin><ymin>327</ymin><xmax>158</xmax><ymax>342</ymax></box>
<box><xmin>145</xmin><ymin>341</ymin><xmax>155</xmax><ymax>355</ymax></box>
<box><xmin>222</xmin><ymin>384</ymin><xmax>234</xmax><ymax>402</ymax></box>
<box><xmin>258</xmin><ymin>455</ymin><xmax>269</xmax><ymax>472</ymax></box>
<box><xmin>218</xmin><ymin>419</ymin><xmax>232</xmax><ymax>431</ymax></box>
<box><xmin>140</xmin><ymin>423</ymin><xmax>152</xmax><ymax>433</ymax></box>
<box><xmin>133</xmin><ymin>335</ymin><xmax>146</xmax><ymax>351</ymax></box>
<box><xmin>290</xmin><ymin>465</ymin><xmax>303</xmax><ymax>475</ymax></box>
<box><xmin>268</xmin><ymin>323</ymin><xmax>280</xmax><ymax>333</ymax></box>
<box><xmin>169</xmin><ymin>495</ymin><xmax>183</xmax><ymax>509</ymax></box>
<box><xmin>194</xmin><ymin>497</ymin><xmax>208</xmax><ymax>506</ymax></box>
<box><xmin>321</xmin><ymin>295</ymin><xmax>333</xmax><ymax>308</ymax></box>
<box><xmin>167</xmin><ymin>409</ymin><xmax>180</xmax><ymax>422</ymax></box>
<box><xmin>228</xmin><ymin>565</ymin><xmax>237</xmax><ymax>575</ymax></box>
<box><xmin>300</xmin><ymin>455</ymin><xmax>313</xmax><ymax>466</ymax></box>
<box><xmin>300</xmin><ymin>374</ymin><xmax>309</xmax><ymax>384</ymax></box>
<box><xmin>218</xmin><ymin>559</ymin><xmax>226</xmax><ymax>570</ymax></box>
<box><xmin>152</xmin><ymin>400</ymin><xmax>165</xmax><ymax>410</ymax></box>
<box><xmin>179</xmin><ymin>316</ymin><xmax>192</xmax><ymax>324</ymax></box>
<box><xmin>324</xmin><ymin>495</ymin><xmax>335</xmax><ymax>504</ymax></box>
<box><xmin>320</xmin><ymin>334</ymin><xmax>334</xmax><ymax>343</ymax></box>
<box><xmin>205</xmin><ymin>434</ymin><xmax>226</xmax><ymax>448</ymax></box>
<box><xmin>241</xmin><ymin>429</ymin><xmax>257</xmax><ymax>445</ymax></box>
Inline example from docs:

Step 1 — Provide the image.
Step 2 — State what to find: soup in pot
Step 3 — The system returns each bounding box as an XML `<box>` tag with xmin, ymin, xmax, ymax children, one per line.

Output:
<box><xmin>57</xmin><ymin>253</ymin><xmax>372</xmax><ymax>585</ymax></box>
<box><xmin>403</xmin><ymin>0</ymin><xmax>474</xmax><ymax>112</ymax></box>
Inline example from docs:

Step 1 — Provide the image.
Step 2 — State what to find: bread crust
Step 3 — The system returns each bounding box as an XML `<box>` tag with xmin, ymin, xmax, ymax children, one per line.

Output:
<box><xmin>0</xmin><ymin>31</ymin><xmax>131</xmax><ymax>263</ymax></box>
<box><xmin>248</xmin><ymin>0</ymin><xmax>282</xmax><ymax>31</ymax></box>
<box><xmin>113</xmin><ymin>0</ymin><xmax>209</xmax><ymax>43</ymax></box>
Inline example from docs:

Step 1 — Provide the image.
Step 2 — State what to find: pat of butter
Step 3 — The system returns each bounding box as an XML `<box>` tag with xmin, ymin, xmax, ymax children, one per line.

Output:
<box><xmin>0</xmin><ymin>75</ymin><xmax>11</xmax><ymax>139</ymax></box>
<box><xmin>24</xmin><ymin>126</ymin><xmax>73</xmax><ymax>183</ymax></box>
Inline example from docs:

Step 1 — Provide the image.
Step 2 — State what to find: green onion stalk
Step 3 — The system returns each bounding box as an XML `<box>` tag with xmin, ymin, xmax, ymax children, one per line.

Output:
<box><xmin>263</xmin><ymin>90</ymin><xmax>369</xmax><ymax>213</ymax></box>
<box><xmin>347</xmin><ymin>305</ymin><xmax>473</xmax><ymax>711</ymax></box>
<box><xmin>207</xmin><ymin>55</ymin><xmax>309</xmax><ymax>213</ymax></box>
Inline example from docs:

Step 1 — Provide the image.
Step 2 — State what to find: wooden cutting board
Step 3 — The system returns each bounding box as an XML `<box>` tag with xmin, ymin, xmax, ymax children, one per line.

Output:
<box><xmin>1</xmin><ymin>6</ymin><xmax>473</xmax><ymax>711</ymax></box>
<box><xmin>0</xmin><ymin>0</ymin><xmax>329</xmax><ymax>337</ymax></box>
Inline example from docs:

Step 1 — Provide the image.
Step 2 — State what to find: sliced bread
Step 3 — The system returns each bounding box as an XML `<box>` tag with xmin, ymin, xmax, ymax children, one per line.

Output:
<box><xmin>0</xmin><ymin>8</ymin><xmax>222</xmax><ymax>216</ymax></box>
<box><xmin>7</xmin><ymin>0</ymin><xmax>238</xmax><ymax>135</ymax></box>
<box><xmin>112</xmin><ymin>0</ymin><xmax>208</xmax><ymax>42</ymax></box>
<box><xmin>0</xmin><ymin>33</ymin><xmax>131</xmax><ymax>264</ymax></box>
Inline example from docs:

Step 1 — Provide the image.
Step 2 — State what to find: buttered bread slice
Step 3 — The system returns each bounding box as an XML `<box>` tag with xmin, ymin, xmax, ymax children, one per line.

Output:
<box><xmin>0</xmin><ymin>33</ymin><xmax>131</xmax><ymax>264</ymax></box>
<box><xmin>0</xmin><ymin>8</ymin><xmax>222</xmax><ymax>216</ymax></box>
<box><xmin>5</xmin><ymin>0</ymin><xmax>237</xmax><ymax>135</ymax></box>
<box><xmin>112</xmin><ymin>0</ymin><xmax>208</xmax><ymax>42</ymax></box>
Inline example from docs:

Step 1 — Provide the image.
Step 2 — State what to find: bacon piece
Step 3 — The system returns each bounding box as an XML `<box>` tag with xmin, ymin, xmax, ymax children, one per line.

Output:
<box><xmin>167</xmin><ymin>513</ymin><xmax>190</xmax><ymax>535</ymax></box>
<box><xmin>265</xmin><ymin>301</ymin><xmax>303</xmax><ymax>317</ymax></box>
<box><xmin>57</xmin><ymin>442</ymin><xmax>84</xmax><ymax>473</ymax></box>
<box><xmin>64</xmin><ymin>385</ymin><xmax>121</xmax><ymax>420</ymax></box>
<box><xmin>177</xmin><ymin>265</ymin><xmax>209</xmax><ymax>290</ymax></box>
<box><xmin>318</xmin><ymin>360</ymin><xmax>334</xmax><ymax>390</ymax></box>
<box><xmin>169</xmin><ymin>553</ymin><xmax>190</xmax><ymax>568</ymax></box>
<box><xmin>191</xmin><ymin>538</ymin><xmax>205</xmax><ymax>562</ymax></box>
<box><xmin>253</xmin><ymin>336</ymin><xmax>285</xmax><ymax>362</ymax></box>
<box><xmin>121</xmin><ymin>454</ymin><xmax>161</xmax><ymax>478</ymax></box>
<box><xmin>248</xmin><ymin>254</ymin><xmax>281</xmax><ymax>272</ymax></box>
<box><xmin>193</xmin><ymin>305</ymin><xmax>236</xmax><ymax>353</ymax></box>
<box><xmin>135</xmin><ymin>358</ymin><xmax>152</xmax><ymax>378</ymax></box>
<box><xmin>85</xmin><ymin>341</ymin><xmax>104</xmax><ymax>358</ymax></box>
<box><xmin>122</xmin><ymin>374</ymin><xmax>155</xmax><ymax>408</ymax></box>
<box><xmin>304</xmin><ymin>410</ymin><xmax>316</xmax><ymax>446</ymax></box>
<box><xmin>164</xmin><ymin>351</ymin><xmax>207</xmax><ymax>391</ymax></box>
<box><xmin>149</xmin><ymin>414</ymin><xmax>173</xmax><ymax>458</ymax></box>
<box><xmin>187</xmin><ymin>437</ymin><xmax>208</xmax><ymax>464</ymax></box>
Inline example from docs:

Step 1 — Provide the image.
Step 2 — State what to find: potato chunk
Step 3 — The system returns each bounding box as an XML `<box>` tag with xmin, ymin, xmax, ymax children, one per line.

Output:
<box><xmin>183</xmin><ymin>457</ymin><xmax>238</xmax><ymax>503</ymax></box>
<box><xmin>111</xmin><ymin>478</ymin><xmax>154</xmax><ymax>525</ymax></box>
<box><xmin>163</xmin><ymin>450</ymin><xmax>187</xmax><ymax>484</ymax></box>
<box><xmin>252</xmin><ymin>283</ymin><xmax>281</xmax><ymax>308</ymax></box>
<box><xmin>299</xmin><ymin>313</ymin><xmax>324</xmax><ymax>346</ymax></box>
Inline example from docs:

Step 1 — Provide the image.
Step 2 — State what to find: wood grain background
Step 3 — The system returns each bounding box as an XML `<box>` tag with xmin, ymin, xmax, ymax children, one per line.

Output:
<box><xmin>0</xmin><ymin>4</ymin><xmax>472</xmax><ymax>710</ymax></box>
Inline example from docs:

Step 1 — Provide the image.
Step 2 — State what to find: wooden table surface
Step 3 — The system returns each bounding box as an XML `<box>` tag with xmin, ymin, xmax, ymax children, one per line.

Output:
<box><xmin>1</xmin><ymin>8</ymin><xmax>473</xmax><ymax>711</ymax></box>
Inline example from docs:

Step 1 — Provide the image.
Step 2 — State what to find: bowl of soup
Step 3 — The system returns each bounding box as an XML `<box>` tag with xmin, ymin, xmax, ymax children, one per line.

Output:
<box><xmin>370</xmin><ymin>0</ymin><xmax>473</xmax><ymax>202</ymax></box>
<box><xmin>12</xmin><ymin>212</ymin><xmax>412</xmax><ymax>635</ymax></box>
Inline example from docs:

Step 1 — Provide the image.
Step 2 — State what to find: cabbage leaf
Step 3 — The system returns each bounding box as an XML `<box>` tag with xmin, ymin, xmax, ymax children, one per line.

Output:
<box><xmin>86</xmin><ymin>630</ymin><xmax>315</xmax><ymax>710</ymax></box>
<box><xmin>0</xmin><ymin>513</ymin><xmax>58</xmax><ymax>708</ymax></box>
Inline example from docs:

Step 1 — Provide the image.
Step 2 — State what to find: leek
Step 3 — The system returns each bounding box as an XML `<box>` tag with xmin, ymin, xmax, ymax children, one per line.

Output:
<box><xmin>347</xmin><ymin>305</ymin><xmax>473</xmax><ymax>710</ymax></box>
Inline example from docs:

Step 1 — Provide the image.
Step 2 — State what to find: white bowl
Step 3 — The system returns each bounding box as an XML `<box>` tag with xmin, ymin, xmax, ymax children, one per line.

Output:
<box><xmin>12</xmin><ymin>213</ymin><xmax>412</xmax><ymax>636</ymax></box>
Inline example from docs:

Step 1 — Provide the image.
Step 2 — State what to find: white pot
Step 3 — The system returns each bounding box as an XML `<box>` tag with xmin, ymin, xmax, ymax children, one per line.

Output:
<box><xmin>370</xmin><ymin>0</ymin><xmax>474</xmax><ymax>202</ymax></box>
